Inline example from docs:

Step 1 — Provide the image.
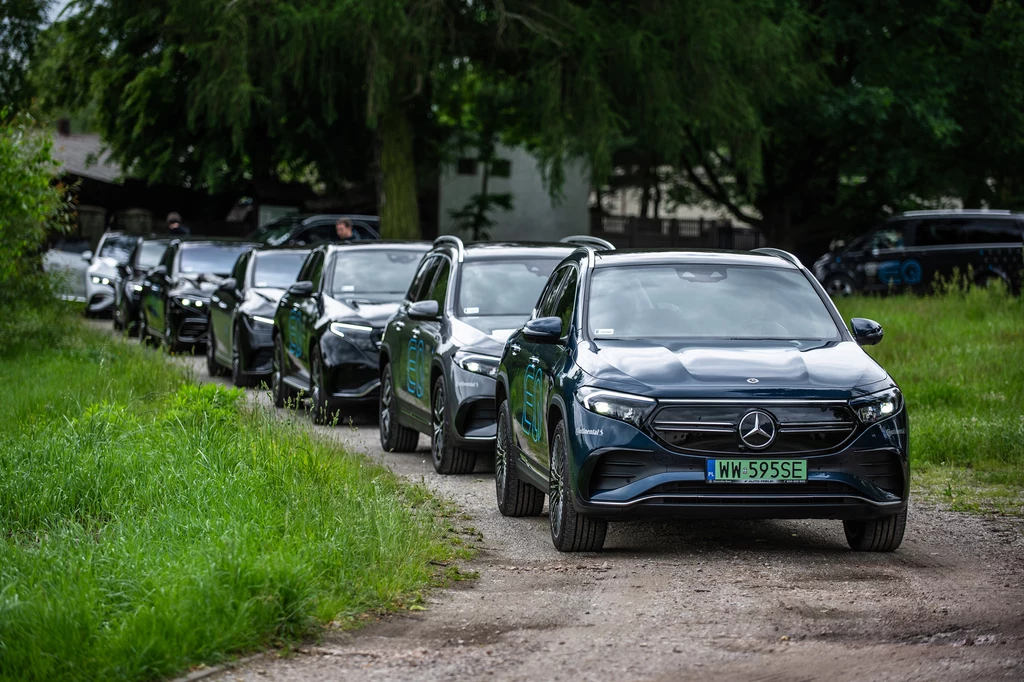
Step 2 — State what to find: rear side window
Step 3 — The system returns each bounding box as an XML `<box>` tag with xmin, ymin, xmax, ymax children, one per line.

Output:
<box><xmin>535</xmin><ymin>267</ymin><xmax>569</xmax><ymax>318</ymax></box>
<box><xmin>962</xmin><ymin>220</ymin><xmax>1024</xmax><ymax>244</ymax></box>
<box><xmin>408</xmin><ymin>256</ymin><xmax>441</xmax><ymax>302</ymax></box>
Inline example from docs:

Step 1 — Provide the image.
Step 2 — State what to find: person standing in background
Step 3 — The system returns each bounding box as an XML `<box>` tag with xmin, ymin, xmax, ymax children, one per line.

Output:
<box><xmin>167</xmin><ymin>212</ymin><xmax>191</xmax><ymax>236</ymax></box>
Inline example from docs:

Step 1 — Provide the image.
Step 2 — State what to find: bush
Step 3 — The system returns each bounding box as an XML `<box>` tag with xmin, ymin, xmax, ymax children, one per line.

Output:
<box><xmin>0</xmin><ymin>109</ymin><xmax>73</xmax><ymax>353</ymax></box>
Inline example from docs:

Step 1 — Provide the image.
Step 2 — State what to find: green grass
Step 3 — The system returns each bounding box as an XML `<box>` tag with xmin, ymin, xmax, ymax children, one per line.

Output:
<box><xmin>836</xmin><ymin>286</ymin><xmax>1024</xmax><ymax>514</ymax></box>
<box><xmin>0</xmin><ymin>322</ymin><xmax>463</xmax><ymax>682</ymax></box>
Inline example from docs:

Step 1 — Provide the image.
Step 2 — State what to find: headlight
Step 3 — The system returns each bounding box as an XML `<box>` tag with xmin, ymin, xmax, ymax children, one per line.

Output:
<box><xmin>329</xmin><ymin>321</ymin><xmax>373</xmax><ymax>337</ymax></box>
<box><xmin>252</xmin><ymin>315</ymin><xmax>275</xmax><ymax>326</ymax></box>
<box><xmin>455</xmin><ymin>351</ymin><xmax>499</xmax><ymax>378</ymax></box>
<box><xmin>91</xmin><ymin>276</ymin><xmax>111</xmax><ymax>285</ymax></box>
<box><xmin>175</xmin><ymin>297</ymin><xmax>205</xmax><ymax>308</ymax></box>
<box><xmin>577</xmin><ymin>387</ymin><xmax>657</xmax><ymax>428</ymax></box>
<box><xmin>132</xmin><ymin>284</ymin><xmax>143</xmax><ymax>292</ymax></box>
<box><xmin>850</xmin><ymin>387</ymin><xmax>903</xmax><ymax>424</ymax></box>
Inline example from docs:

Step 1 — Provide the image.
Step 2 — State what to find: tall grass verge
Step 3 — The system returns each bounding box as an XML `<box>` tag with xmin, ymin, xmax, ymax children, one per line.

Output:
<box><xmin>0</xmin><ymin>323</ymin><xmax>460</xmax><ymax>682</ymax></box>
<box><xmin>836</xmin><ymin>285</ymin><xmax>1024</xmax><ymax>510</ymax></box>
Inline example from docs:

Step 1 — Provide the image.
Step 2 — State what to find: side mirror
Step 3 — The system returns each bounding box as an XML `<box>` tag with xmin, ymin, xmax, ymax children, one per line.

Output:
<box><xmin>524</xmin><ymin>316</ymin><xmax>563</xmax><ymax>343</ymax></box>
<box><xmin>850</xmin><ymin>317</ymin><xmax>884</xmax><ymax>346</ymax></box>
<box><xmin>288</xmin><ymin>280</ymin><xmax>314</xmax><ymax>296</ymax></box>
<box><xmin>81</xmin><ymin>250</ymin><xmax>93</xmax><ymax>262</ymax></box>
<box><xmin>408</xmin><ymin>299</ymin><xmax>440</xmax><ymax>320</ymax></box>
<box><xmin>220</xmin><ymin>277</ymin><xmax>238</xmax><ymax>292</ymax></box>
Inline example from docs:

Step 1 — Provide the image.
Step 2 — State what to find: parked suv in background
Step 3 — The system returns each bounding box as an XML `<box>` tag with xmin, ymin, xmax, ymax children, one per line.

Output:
<box><xmin>270</xmin><ymin>241</ymin><xmax>429</xmax><ymax>423</ymax></box>
<box><xmin>377</xmin><ymin>235</ymin><xmax>613</xmax><ymax>474</ymax></box>
<box><xmin>114</xmin><ymin>237</ymin><xmax>170</xmax><ymax>334</ymax></box>
<box><xmin>248</xmin><ymin>214</ymin><xmax>381</xmax><ymax>247</ymax></box>
<box><xmin>84</xmin><ymin>232</ymin><xmax>137</xmax><ymax>316</ymax></box>
<box><xmin>815</xmin><ymin>209</ymin><xmax>1024</xmax><ymax>296</ymax></box>
<box><xmin>207</xmin><ymin>247</ymin><xmax>309</xmax><ymax>387</ymax></box>
<box><xmin>495</xmin><ymin>247</ymin><xmax>907</xmax><ymax>553</ymax></box>
<box><xmin>139</xmin><ymin>240</ymin><xmax>256</xmax><ymax>351</ymax></box>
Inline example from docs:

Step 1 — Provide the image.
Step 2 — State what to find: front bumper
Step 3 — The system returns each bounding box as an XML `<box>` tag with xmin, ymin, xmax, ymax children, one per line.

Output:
<box><xmin>565</xmin><ymin>400</ymin><xmax>909</xmax><ymax>522</ymax></box>
<box><xmin>449</xmin><ymin>365</ymin><xmax>497</xmax><ymax>451</ymax></box>
<box><xmin>168</xmin><ymin>305</ymin><xmax>210</xmax><ymax>346</ymax></box>
<box><xmin>321</xmin><ymin>332</ymin><xmax>383</xmax><ymax>405</ymax></box>
<box><xmin>239</xmin><ymin>318</ymin><xmax>274</xmax><ymax>376</ymax></box>
<box><xmin>85</xmin><ymin>279</ymin><xmax>115</xmax><ymax>314</ymax></box>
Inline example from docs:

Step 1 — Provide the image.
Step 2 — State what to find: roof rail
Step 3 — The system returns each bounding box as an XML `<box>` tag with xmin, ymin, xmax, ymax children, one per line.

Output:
<box><xmin>559</xmin><ymin>235</ymin><xmax>616</xmax><ymax>250</ymax></box>
<box><xmin>433</xmin><ymin>235</ymin><xmax>465</xmax><ymax>262</ymax></box>
<box><xmin>752</xmin><ymin>247</ymin><xmax>803</xmax><ymax>268</ymax></box>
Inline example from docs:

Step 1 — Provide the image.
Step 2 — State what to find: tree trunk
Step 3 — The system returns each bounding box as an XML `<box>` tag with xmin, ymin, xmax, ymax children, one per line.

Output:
<box><xmin>379</xmin><ymin>108</ymin><xmax>420</xmax><ymax>239</ymax></box>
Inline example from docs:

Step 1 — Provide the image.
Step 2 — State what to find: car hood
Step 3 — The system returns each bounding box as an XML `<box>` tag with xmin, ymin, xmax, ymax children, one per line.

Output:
<box><xmin>324</xmin><ymin>296</ymin><xmax>401</xmax><ymax>328</ymax></box>
<box><xmin>172</xmin><ymin>274</ymin><xmax>223</xmax><ymax>299</ymax></box>
<box><xmin>87</xmin><ymin>258</ymin><xmax>119</xmax><ymax>278</ymax></box>
<box><xmin>241</xmin><ymin>287</ymin><xmax>287</xmax><ymax>317</ymax></box>
<box><xmin>576</xmin><ymin>339</ymin><xmax>890</xmax><ymax>399</ymax></box>
<box><xmin>453</xmin><ymin>316</ymin><xmax>525</xmax><ymax>356</ymax></box>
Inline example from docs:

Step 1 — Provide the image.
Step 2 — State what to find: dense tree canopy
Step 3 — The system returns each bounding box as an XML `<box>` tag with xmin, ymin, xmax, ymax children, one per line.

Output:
<box><xmin>0</xmin><ymin>0</ymin><xmax>51</xmax><ymax>109</ymax></box>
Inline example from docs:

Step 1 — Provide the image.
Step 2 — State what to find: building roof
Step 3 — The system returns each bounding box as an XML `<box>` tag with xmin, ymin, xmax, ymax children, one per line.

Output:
<box><xmin>50</xmin><ymin>133</ymin><xmax>122</xmax><ymax>184</ymax></box>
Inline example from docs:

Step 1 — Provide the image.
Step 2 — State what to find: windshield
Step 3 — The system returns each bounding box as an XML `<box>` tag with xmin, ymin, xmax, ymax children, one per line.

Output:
<box><xmin>588</xmin><ymin>264</ymin><xmax>841</xmax><ymax>341</ymax></box>
<box><xmin>253</xmin><ymin>252</ymin><xmax>308</xmax><ymax>288</ymax></box>
<box><xmin>458</xmin><ymin>258</ymin><xmax>561</xmax><ymax>317</ymax></box>
<box><xmin>179</xmin><ymin>245</ymin><xmax>252</xmax><ymax>276</ymax></box>
<box><xmin>137</xmin><ymin>241</ymin><xmax>168</xmax><ymax>270</ymax></box>
<box><xmin>98</xmin><ymin>236</ymin><xmax>135</xmax><ymax>263</ymax></box>
<box><xmin>328</xmin><ymin>249</ymin><xmax>424</xmax><ymax>298</ymax></box>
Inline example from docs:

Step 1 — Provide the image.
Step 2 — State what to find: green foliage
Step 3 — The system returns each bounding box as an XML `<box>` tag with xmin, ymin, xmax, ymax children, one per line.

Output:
<box><xmin>0</xmin><ymin>109</ymin><xmax>73</xmax><ymax>353</ymax></box>
<box><xmin>0</xmin><ymin>1</ymin><xmax>50</xmax><ymax>110</ymax></box>
<box><xmin>0</xmin><ymin>324</ymin><xmax>460</xmax><ymax>681</ymax></box>
<box><xmin>836</xmin><ymin>287</ymin><xmax>1024</xmax><ymax>492</ymax></box>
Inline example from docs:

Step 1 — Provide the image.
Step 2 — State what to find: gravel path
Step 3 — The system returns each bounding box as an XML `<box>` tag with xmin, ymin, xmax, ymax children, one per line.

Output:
<box><xmin>102</xmin><ymin>327</ymin><xmax>1024</xmax><ymax>682</ymax></box>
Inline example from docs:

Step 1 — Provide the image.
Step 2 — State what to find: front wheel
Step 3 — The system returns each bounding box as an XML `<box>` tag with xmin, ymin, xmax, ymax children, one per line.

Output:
<box><xmin>843</xmin><ymin>511</ymin><xmax>907</xmax><ymax>552</ymax></box>
<box><xmin>206</xmin><ymin>326</ymin><xmax>228</xmax><ymax>376</ymax></box>
<box><xmin>379</xmin><ymin>363</ymin><xmax>419</xmax><ymax>452</ymax></box>
<box><xmin>549</xmin><ymin>419</ymin><xmax>606</xmax><ymax>552</ymax></box>
<box><xmin>824</xmin><ymin>274</ymin><xmax>856</xmax><ymax>298</ymax></box>
<box><xmin>231</xmin><ymin>325</ymin><xmax>255</xmax><ymax>388</ymax></box>
<box><xmin>271</xmin><ymin>334</ymin><xmax>294</xmax><ymax>409</ymax></box>
<box><xmin>495</xmin><ymin>398</ymin><xmax>544</xmax><ymax>517</ymax></box>
<box><xmin>431</xmin><ymin>376</ymin><xmax>476</xmax><ymax>474</ymax></box>
<box><xmin>310</xmin><ymin>346</ymin><xmax>336</xmax><ymax>425</ymax></box>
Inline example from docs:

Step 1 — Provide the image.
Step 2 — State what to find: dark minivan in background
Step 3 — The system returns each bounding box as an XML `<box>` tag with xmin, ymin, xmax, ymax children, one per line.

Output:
<box><xmin>814</xmin><ymin>210</ymin><xmax>1024</xmax><ymax>296</ymax></box>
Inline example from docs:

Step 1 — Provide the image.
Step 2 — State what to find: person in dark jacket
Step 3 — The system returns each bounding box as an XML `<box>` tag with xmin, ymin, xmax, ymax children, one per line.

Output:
<box><xmin>167</xmin><ymin>212</ymin><xmax>191</xmax><ymax>236</ymax></box>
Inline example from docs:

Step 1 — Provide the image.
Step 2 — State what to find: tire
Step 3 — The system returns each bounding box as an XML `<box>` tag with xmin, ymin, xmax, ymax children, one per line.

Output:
<box><xmin>141</xmin><ymin>310</ymin><xmax>159</xmax><ymax>348</ymax></box>
<box><xmin>495</xmin><ymin>398</ymin><xmax>544</xmax><ymax>517</ymax></box>
<box><xmin>824</xmin><ymin>275</ymin><xmax>856</xmax><ymax>298</ymax></box>
<box><xmin>549</xmin><ymin>419</ymin><xmax>606</xmax><ymax>552</ymax></box>
<box><xmin>231</xmin><ymin>325</ymin><xmax>255</xmax><ymax>388</ymax></box>
<box><xmin>309</xmin><ymin>346</ymin><xmax>336</xmax><ymax>425</ymax></box>
<box><xmin>431</xmin><ymin>376</ymin><xmax>476</xmax><ymax>475</ymax></box>
<box><xmin>379</xmin><ymin>362</ymin><xmax>419</xmax><ymax>452</ymax></box>
<box><xmin>843</xmin><ymin>511</ymin><xmax>907</xmax><ymax>552</ymax></box>
<box><xmin>271</xmin><ymin>334</ymin><xmax>295</xmax><ymax>409</ymax></box>
<box><xmin>206</xmin><ymin>326</ymin><xmax>228</xmax><ymax>376</ymax></box>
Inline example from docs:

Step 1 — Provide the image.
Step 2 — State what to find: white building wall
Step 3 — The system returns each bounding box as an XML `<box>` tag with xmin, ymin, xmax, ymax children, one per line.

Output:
<box><xmin>438</xmin><ymin>144</ymin><xmax>590</xmax><ymax>242</ymax></box>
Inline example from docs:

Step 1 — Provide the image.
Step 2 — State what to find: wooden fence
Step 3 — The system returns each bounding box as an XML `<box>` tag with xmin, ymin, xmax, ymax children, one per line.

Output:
<box><xmin>591</xmin><ymin>214</ymin><xmax>767</xmax><ymax>250</ymax></box>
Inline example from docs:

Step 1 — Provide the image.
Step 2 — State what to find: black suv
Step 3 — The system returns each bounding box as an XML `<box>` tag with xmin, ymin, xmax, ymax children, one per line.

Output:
<box><xmin>495</xmin><ymin>247</ymin><xmax>907</xmax><ymax>553</ymax></box>
<box><xmin>270</xmin><ymin>241</ymin><xmax>430</xmax><ymax>423</ymax></box>
<box><xmin>207</xmin><ymin>247</ymin><xmax>310</xmax><ymax>387</ymax></box>
<box><xmin>248</xmin><ymin>214</ymin><xmax>381</xmax><ymax>247</ymax></box>
<box><xmin>815</xmin><ymin>209</ymin><xmax>1024</xmax><ymax>295</ymax></box>
<box><xmin>377</xmin><ymin>235</ymin><xmax>612</xmax><ymax>474</ymax></box>
<box><xmin>139</xmin><ymin>240</ymin><xmax>257</xmax><ymax>351</ymax></box>
<box><xmin>114</xmin><ymin>237</ymin><xmax>170</xmax><ymax>335</ymax></box>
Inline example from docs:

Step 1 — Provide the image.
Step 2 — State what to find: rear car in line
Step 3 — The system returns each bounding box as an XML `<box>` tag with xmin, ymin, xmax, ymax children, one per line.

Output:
<box><xmin>495</xmin><ymin>247</ymin><xmax>908</xmax><ymax>552</ymax></box>
<box><xmin>114</xmin><ymin>237</ymin><xmax>170</xmax><ymax>335</ymax></box>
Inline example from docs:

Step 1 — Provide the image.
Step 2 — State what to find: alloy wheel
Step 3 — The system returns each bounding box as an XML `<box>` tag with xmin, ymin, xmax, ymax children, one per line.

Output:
<box><xmin>549</xmin><ymin>430</ymin><xmax>566</xmax><ymax>540</ymax></box>
<box><xmin>495</xmin><ymin>407</ymin><xmax>509</xmax><ymax>500</ymax></box>
<box><xmin>431</xmin><ymin>384</ymin><xmax>446</xmax><ymax>468</ymax></box>
<box><xmin>380</xmin><ymin>368</ymin><xmax>393</xmax><ymax>438</ymax></box>
<box><xmin>826</xmin><ymin>277</ymin><xmax>854</xmax><ymax>297</ymax></box>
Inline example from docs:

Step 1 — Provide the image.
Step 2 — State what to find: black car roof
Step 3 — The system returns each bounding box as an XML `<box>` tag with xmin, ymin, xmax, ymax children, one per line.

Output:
<box><xmin>591</xmin><ymin>248</ymin><xmax>801</xmax><ymax>269</ymax></box>
<box><xmin>891</xmin><ymin>210</ymin><xmax>1024</xmax><ymax>222</ymax></box>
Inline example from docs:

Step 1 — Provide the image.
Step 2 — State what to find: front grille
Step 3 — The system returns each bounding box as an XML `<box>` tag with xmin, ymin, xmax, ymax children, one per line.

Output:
<box><xmin>178</xmin><ymin>319</ymin><xmax>208</xmax><ymax>342</ymax></box>
<box><xmin>461</xmin><ymin>399</ymin><xmax>496</xmax><ymax>439</ymax></box>
<box><xmin>589</xmin><ymin>451</ymin><xmax>670</xmax><ymax>496</ymax></box>
<box><xmin>640</xmin><ymin>480</ymin><xmax>863</xmax><ymax>506</ymax></box>
<box><xmin>650</xmin><ymin>402</ymin><xmax>856</xmax><ymax>455</ymax></box>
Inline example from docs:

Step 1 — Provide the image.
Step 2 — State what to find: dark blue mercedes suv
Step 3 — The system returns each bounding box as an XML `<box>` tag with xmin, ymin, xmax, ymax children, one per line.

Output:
<box><xmin>495</xmin><ymin>247</ymin><xmax>908</xmax><ymax>553</ymax></box>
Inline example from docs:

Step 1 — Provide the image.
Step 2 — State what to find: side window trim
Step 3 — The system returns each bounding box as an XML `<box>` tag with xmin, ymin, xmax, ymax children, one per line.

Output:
<box><xmin>553</xmin><ymin>265</ymin><xmax>580</xmax><ymax>338</ymax></box>
<box><xmin>426</xmin><ymin>256</ymin><xmax>453</xmax><ymax>311</ymax></box>
<box><xmin>408</xmin><ymin>255</ymin><xmax>441</xmax><ymax>303</ymax></box>
<box><xmin>536</xmin><ymin>266</ymin><xmax>570</xmax><ymax>319</ymax></box>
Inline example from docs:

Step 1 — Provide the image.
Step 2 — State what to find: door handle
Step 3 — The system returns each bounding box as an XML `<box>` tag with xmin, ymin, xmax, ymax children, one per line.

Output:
<box><xmin>411</xmin><ymin>328</ymin><xmax>420</xmax><ymax>336</ymax></box>
<box><xmin>510</xmin><ymin>343</ymin><xmax>520</xmax><ymax>355</ymax></box>
<box><xmin>394</xmin><ymin>321</ymin><xmax>405</xmax><ymax>330</ymax></box>
<box><xmin>529</xmin><ymin>356</ymin><xmax>540</xmax><ymax>364</ymax></box>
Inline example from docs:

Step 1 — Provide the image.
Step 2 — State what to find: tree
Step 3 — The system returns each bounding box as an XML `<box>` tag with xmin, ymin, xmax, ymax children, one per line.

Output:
<box><xmin>0</xmin><ymin>0</ymin><xmax>51</xmax><ymax>110</ymax></box>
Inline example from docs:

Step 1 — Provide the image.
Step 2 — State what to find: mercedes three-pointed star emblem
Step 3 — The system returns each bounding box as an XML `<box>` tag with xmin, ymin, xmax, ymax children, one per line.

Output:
<box><xmin>738</xmin><ymin>410</ymin><xmax>776</xmax><ymax>450</ymax></box>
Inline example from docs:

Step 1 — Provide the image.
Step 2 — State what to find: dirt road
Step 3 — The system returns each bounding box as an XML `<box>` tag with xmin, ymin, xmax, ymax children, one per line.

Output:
<box><xmin>150</xmin><ymin>342</ymin><xmax>1024</xmax><ymax>681</ymax></box>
